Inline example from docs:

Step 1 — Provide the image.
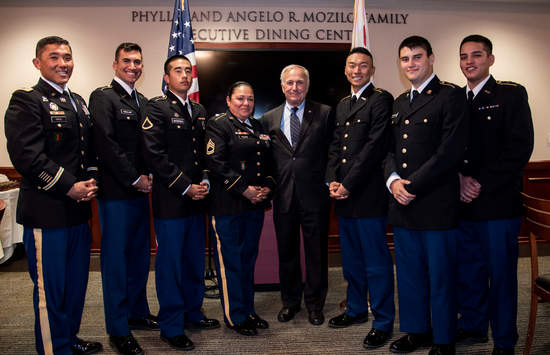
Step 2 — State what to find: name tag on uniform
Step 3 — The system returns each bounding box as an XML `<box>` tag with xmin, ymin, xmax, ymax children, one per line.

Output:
<box><xmin>120</xmin><ymin>108</ymin><xmax>135</xmax><ymax>115</ymax></box>
<box><xmin>50</xmin><ymin>115</ymin><xmax>67</xmax><ymax>123</ymax></box>
<box><xmin>171</xmin><ymin>117</ymin><xmax>185</xmax><ymax>125</ymax></box>
<box><xmin>235</xmin><ymin>131</ymin><xmax>249</xmax><ymax>135</ymax></box>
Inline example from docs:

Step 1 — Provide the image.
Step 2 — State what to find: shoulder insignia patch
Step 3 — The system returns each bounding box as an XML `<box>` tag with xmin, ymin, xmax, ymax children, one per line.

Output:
<box><xmin>440</xmin><ymin>81</ymin><xmax>458</xmax><ymax>88</ymax></box>
<box><xmin>154</xmin><ymin>95</ymin><xmax>167</xmax><ymax>101</ymax></box>
<box><xmin>141</xmin><ymin>116</ymin><xmax>153</xmax><ymax>130</ymax></box>
<box><xmin>340</xmin><ymin>94</ymin><xmax>351</xmax><ymax>102</ymax></box>
<box><xmin>496</xmin><ymin>80</ymin><xmax>518</xmax><ymax>87</ymax></box>
<box><xmin>206</xmin><ymin>138</ymin><xmax>215</xmax><ymax>155</ymax></box>
<box><xmin>214</xmin><ymin>113</ymin><xmax>227</xmax><ymax>120</ymax></box>
<box><xmin>99</xmin><ymin>85</ymin><xmax>112</xmax><ymax>91</ymax></box>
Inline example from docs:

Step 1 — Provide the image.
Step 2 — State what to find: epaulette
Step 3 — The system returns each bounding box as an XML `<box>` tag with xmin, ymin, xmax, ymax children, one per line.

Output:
<box><xmin>440</xmin><ymin>81</ymin><xmax>459</xmax><ymax>88</ymax></box>
<box><xmin>214</xmin><ymin>112</ymin><xmax>227</xmax><ymax>120</ymax></box>
<box><xmin>15</xmin><ymin>87</ymin><xmax>33</xmax><ymax>93</ymax></box>
<box><xmin>99</xmin><ymin>85</ymin><xmax>112</xmax><ymax>91</ymax></box>
<box><xmin>153</xmin><ymin>95</ymin><xmax>167</xmax><ymax>101</ymax></box>
<box><xmin>398</xmin><ymin>90</ymin><xmax>410</xmax><ymax>99</ymax></box>
<box><xmin>339</xmin><ymin>94</ymin><xmax>351</xmax><ymax>102</ymax></box>
<box><xmin>374</xmin><ymin>88</ymin><xmax>384</xmax><ymax>93</ymax></box>
<box><xmin>496</xmin><ymin>80</ymin><xmax>519</xmax><ymax>87</ymax></box>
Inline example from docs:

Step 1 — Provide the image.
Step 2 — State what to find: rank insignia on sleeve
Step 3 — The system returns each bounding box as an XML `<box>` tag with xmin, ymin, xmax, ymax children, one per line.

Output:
<box><xmin>206</xmin><ymin>138</ymin><xmax>215</xmax><ymax>155</ymax></box>
<box><xmin>141</xmin><ymin>117</ymin><xmax>153</xmax><ymax>130</ymax></box>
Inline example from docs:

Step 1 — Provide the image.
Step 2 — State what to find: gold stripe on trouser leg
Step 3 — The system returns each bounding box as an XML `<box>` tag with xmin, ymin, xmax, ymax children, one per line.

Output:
<box><xmin>34</xmin><ymin>228</ymin><xmax>54</xmax><ymax>355</ymax></box>
<box><xmin>211</xmin><ymin>216</ymin><xmax>234</xmax><ymax>326</ymax></box>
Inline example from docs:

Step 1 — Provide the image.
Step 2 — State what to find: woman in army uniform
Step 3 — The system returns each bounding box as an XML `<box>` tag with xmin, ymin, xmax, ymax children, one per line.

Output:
<box><xmin>205</xmin><ymin>81</ymin><xmax>275</xmax><ymax>336</ymax></box>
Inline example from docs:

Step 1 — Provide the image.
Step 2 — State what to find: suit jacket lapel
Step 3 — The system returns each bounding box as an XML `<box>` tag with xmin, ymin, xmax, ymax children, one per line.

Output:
<box><xmin>272</xmin><ymin>104</ymin><xmax>293</xmax><ymax>152</ymax></box>
<box><xmin>295</xmin><ymin>101</ymin><xmax>314</xmax><ymax>151</ymax></box>
<box><xmin>348</xmin><ymin>84</ymin><xmax>374</xmax><ymax>118</ymax></box>
<box><xmin>111</xmin><ymin>80</ymin><xmax>140</xmax><ymax>112</ymax></box>
<box><xmin>402</xmin><ymin>76</ymin><xmax>439</xmax><ymax>119</ymax></box>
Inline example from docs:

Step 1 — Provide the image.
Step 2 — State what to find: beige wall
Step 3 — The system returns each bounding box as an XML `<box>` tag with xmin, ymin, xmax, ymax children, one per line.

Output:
<box><xmin>1</xmin><ymin>2</ymin><xmax>549</xmax><ymax>166</ymax></box>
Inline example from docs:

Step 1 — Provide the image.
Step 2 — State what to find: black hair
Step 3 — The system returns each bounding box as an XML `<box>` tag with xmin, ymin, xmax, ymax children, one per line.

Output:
<box><xmin>460</xmin><ymin>34</ymin><xmax>493</xmax><ymax>55</ymax></box>
<box><xmin>398</xmin><ymin>35</ymin><xmax>433</xmax><ymax>57</ymax></box>
<box><xmin>115</xmin><ymin>42</ymin><xmax>142</xmax><ymax>61</ymax></box>
<box><xmin>164</xmin><ymin>55</ymin><xmax>191</xmax><ymax>74</ymax></box>
<box><xmin>36</xmin><ymin>36</ymin><xmax>71</xmax><ymax>57</ymax></box>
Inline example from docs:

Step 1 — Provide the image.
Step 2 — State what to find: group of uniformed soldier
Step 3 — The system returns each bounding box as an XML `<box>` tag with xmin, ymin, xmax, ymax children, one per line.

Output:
<box><xmin>4</xmin><ymin>33</ymin><xmax>533</xmax><ymax>355</ymax></box>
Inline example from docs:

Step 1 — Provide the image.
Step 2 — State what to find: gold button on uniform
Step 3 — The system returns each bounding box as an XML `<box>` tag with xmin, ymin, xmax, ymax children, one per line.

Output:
<box><xmin>343</xmin><ymin>146</ymin><xmax>347</xmax><ymax>151</ymax></box>
<box><xmin>487</xmin><ymin>116</ymin><xmax>491</xmax><ymax>120</ymax></box>
<box><xmin>79</xmin><ymin>123</ymin><xmax>83</xmax><ymax>128</ymax></box>
<box><xmin>81</xmin><ymin>151</ymin><xmax>85</xmax><ymax>156</ymax></box>
<box><xmin>57</xmin><ymin>123</ymin><xmax>62</xmax><ymax>128</ymax></box>
<box><xmin>405</xmin><ymin>120</ymin><xmax>410</xmax><ymax>125</ymax></box>
<box><xmin>402</xmin><ymin>148</ymin><xmax>407</xmax><ymax>154</ymax></box>
<box><xmin>257</xmin><ymin>152</ymin><xmax>261</xmax><ymax>156</ymax></box>
<box><xmin>256</xmin><ymin>162</ymin><xmax>261</xmax><ymax>166</ymax></box>
<box><xmin>192</xmin><ymin>138</ymin><xmax>196</xmax><ymax>142</ymax></box>
<box><xmin>81</xmin><ymin>136</ymin><xmax>84</xmax><ymax>141</ymax></box>
<box><xmin>403</xmin><ymin>134</ymin><xmax>408</xmax><ymax>139</ymax></box>
<box><xmin>194</xmin><ymin>161</ymin><xmax>198</xmax><ymax>166</ymax></box>
<box><xmin>424</xmin><ymin>118</ymin><xmax>428</xmax><ymax>123</ymax></box>
<box><xmin>256</xmin><ymin>141</ymin><xmax>260</xmax><ymax>144</ymax></box>
<box><xmin>346</xmin><ymin>122</ymin><xmax>350</xmax><ymax>126</ymax></box>
<box><xmin>342</xmin><ymin>158</ymin><xmax>347</xmax><ymax>164</ymax></box>
<box><xmin>257</xmin><ymin>173</ymin><xmax>261</xmax><ymax>176</ymax></box>
<box><xmin>344</xmin><ymin>133</ymin><xmax>349</xmax><ymax>138</ymax></box>
<box><xmin>177</xmin><ymin>125</ymin><xmax>181</xmax><ymax>129</ymax></box>
<box><xmin>127</xmin><ymin>116</ymin><xmax>131</xmax><ymax>120</ymax></box>
<box><xmin>402</xmin><ymin>163</ymin><xmax>407</xmax><ymax>168</ymax></box>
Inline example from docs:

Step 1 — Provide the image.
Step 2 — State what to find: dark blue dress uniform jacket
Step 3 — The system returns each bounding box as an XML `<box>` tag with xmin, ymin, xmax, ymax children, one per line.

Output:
<box><xmin>383</xmin><ymin>76</ymin><xmax>468</xmax><ymax>230</ymax></box>
<box><xmin>89</xmin><ymin>80</ymin><xmax>149</xmax><ymax>200</ymax></box>
<box><xmin>5</xmin><ymin>78</ymin><xmax>97</xmax><ymax>228</ymax></box>
<box><xmin>141</xmin><ymin>91</ymin><xmax>208</xmax><ymax>218</ymax></box>
<box><xmin>460</xmin><ymin>76</ymin><xmax>534</xmax><ymax>221</ymax></box>
<box><xmin>325</xmin><ymin>85</ymin><xmax>393</xmax><ymax>218</ymax></box>
<box><xmin>205</xmin><ymin>111</ymin><xmax>275</xmax><ymax>216</ymax></box>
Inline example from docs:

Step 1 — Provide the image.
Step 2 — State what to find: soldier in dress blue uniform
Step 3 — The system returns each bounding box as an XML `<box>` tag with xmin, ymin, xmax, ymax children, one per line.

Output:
<box><xmin>325</xmin><ymin>47</ymin><xmax>395</xmax><ymax>349</ymax></box>
<box><xmin>383</xmin><ymin>36</ymin><xmax>468</xmax><ymax>355</ymax></box>
<box><xmin>89</xmin><ymin>43</ymin><xmax>158</xmax><ymax>355</ymax></box>
<box><xmin>4</xmin><ymin>36</ymin><xmax>102</xmax><ymax>355</ymax></box>
<box><xmin>141</xmin><ymin>55</ymin><xmax>219</xmax><ymax>351</ymax></box>
<box><xmin>455</xmin><ymin>35</ymin><xmax>534</xmax><ymax>355</ymax></box>
<box><xmin>206</xmin><ymin>81</ymin><xmax>275</xmax><ymax>336</ymax></box>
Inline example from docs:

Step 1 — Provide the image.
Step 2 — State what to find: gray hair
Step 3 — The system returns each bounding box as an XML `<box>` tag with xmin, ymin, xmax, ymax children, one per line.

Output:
<box><xmin>280</xmin><ymin>64</ymin><xmax>310</xmax><ymax>85</ymax></box>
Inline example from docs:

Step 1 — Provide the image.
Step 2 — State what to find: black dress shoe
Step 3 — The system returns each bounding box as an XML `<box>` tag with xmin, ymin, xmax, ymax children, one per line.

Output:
<box><xmin>277</xmin><ymin>305</ymin><xmax>301</xmax><ymax>322</ymax></box>
<box><xmin>429</xmin><ymin>344</ymin><xmax>456</xmax><ymax>355</ymax></box>
<box><xmin>128</xmin><ymin>314</ymin><xmax>160</xmax><ymax>331</ymax></box>
<box><xmin>185</xmin><ymin>317</ymin><xmax>221</xmax><ymax>330</ymax></box>
<box><xmin>492</xmin><ymin>347</ymin><xmax>514</xmax><ymax>355</ymax></box>
<box><xmin>160</xmin><ymin>333</ymin><xmax>195</xmax><ymax>351</ymax></box>
<box><xmin>363</xmin><ymin>328</ymin><xmax>392</xmax><ymax>349</ymax></box>
<box><xmin>308</xmin><ymin>310</ymin><xmax>325</xmax><ymax>326</ymax></box>
<box><xmin>455</xmin><ymin>328</ymin><xmax>488</xmax><ymax>343</ymax></box>
<box><xmin>247</xmin><ymin>314</ymin><xmax>269</xmax><ymax>329</ymax></box>
<box><xmin>389</xmin><ymin>333</ymin><xmax>432</xmax><ymax>353</ymax></box>
<box><xmin>109</xmin><ymin>334</ymin><xmax>144</xmax><ymax>355</ymax></box>
<box><xmin>71</xmin><ymin>339</ymin><xmax>103</xmax><ymax>354</ymax></box>
<box><xmin>228</xmin><ymin>322</ymin><xmax>258</xmax><ymax>336</ymax></box>
<box><xmin>328</xmin><ymin>312</ymin><xmax>368</xmax><ymax>328</ymax></box>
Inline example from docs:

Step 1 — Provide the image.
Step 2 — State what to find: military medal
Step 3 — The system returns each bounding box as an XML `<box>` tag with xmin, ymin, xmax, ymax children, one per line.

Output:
<box><xmin>59</xmin><ymin>97</ymin><xmax>67</xmax><ymax>103</ymax></box>
<box><xmin>49</xmin><ymin>102</ymin><xmax>59</xmax><ymax>111</ymax></box>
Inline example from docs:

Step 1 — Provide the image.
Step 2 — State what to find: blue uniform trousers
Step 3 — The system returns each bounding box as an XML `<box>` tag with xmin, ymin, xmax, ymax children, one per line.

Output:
<box><xmin>457</xmin><ymin>218</ymin><xmax>520</xmax><ymax>350</ymax></box>
<box><xmin>393</xmin><ymin>227</ymin><xmax>457</xmax><ymax>344</ymax></box>
<box><xmin>154</xmin><ymin>216</ymin><xmax>206</xmax><ymax>337</ymax></box>
<box><xmin>210</xmin><ymin>209</ymin><xmax>264</xmax><ymax>327</ymax></box>
<box><xmin>98</xmin><ymin>197</ymin><xmax>151</xmax><ymax>336</ymax></box>
<box><xmin>339</xmin><ymin>217</ymin><xmax>395</xmax><ymax>332</ymax></box>
<box><xmin>23</xmin><ymin>223</ymin><xmax>91</xmax><ymax>355</ymax></box>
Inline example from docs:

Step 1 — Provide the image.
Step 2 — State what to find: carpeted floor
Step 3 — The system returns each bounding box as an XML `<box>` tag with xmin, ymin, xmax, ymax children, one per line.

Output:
<box><xmin>1</xmin><ymin>256</ymin><xmax>550</xmax><ymax>354</ymax></box>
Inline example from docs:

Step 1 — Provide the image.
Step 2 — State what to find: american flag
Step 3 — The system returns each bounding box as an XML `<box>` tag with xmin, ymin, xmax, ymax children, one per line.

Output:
<box><xmin>163</xmin><ymin>0</ymin><xmax>199</xmax><ymax>101</ymax></box>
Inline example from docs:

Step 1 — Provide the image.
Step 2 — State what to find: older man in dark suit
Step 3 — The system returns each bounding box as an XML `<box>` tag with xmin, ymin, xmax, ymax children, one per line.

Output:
<box><xmin>261</xmin><ymin>64</ymin><xmax>333</xmax><ymax>326</ymax></box>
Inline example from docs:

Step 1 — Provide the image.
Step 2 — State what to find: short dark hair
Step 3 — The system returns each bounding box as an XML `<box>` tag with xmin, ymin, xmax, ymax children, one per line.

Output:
<box><xmin>164</xmin><ymin>55</ymin><xmax>191</xmax><ymax>74</ymax></box>
<box><xmin>348</xmin><ymin>47</ymin><xmax>373</xmax><ymax>61</ymax></box>
<box><xmin>36</xmin><ymin>36</ymin><xmax>71</xmax><ymax>57</ymax></box>
<box><xmin>227</xmin><ymin>81</ymin><xmax>253</xmax><ymax>98</ymax></box>
<box><xmin>460</xmin><ymin>34</ymin><xmax>493</xmax><ymax>55</ymax></box>
<box><xmin>398</xmin><ymin>35</ymin><xmax>433</xmax><ymax>57</ymax></box>
<box><xmin>115</xmin><ymin>42</ymin><xmax>142</xmax><ymax>61</ymax></box>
